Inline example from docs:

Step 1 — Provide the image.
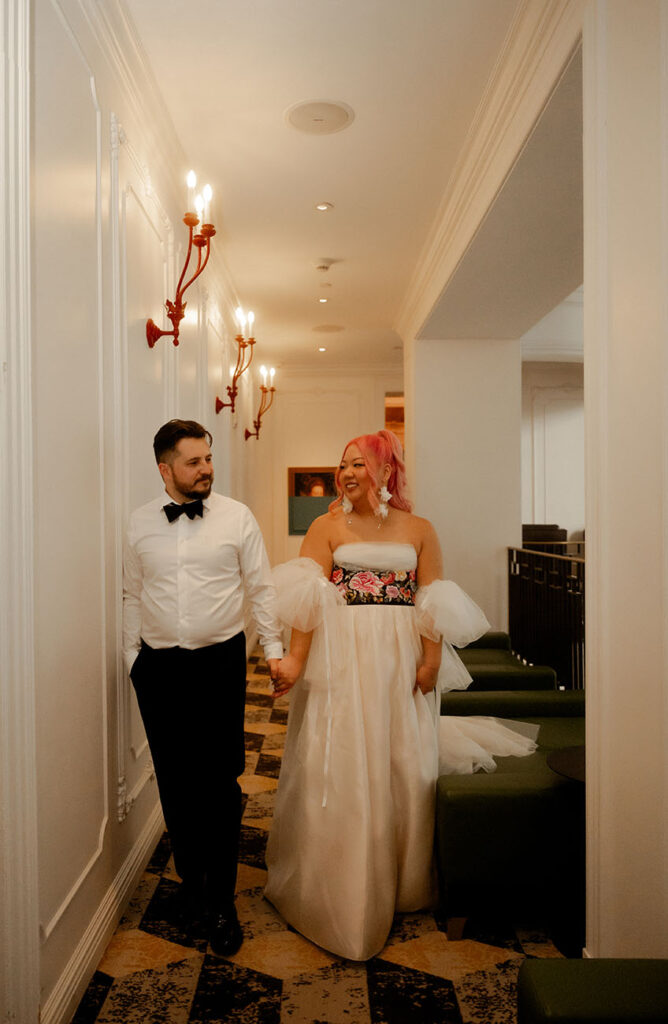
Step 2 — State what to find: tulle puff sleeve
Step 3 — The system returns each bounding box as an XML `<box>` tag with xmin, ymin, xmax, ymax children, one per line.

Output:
<box><xmin>416</xmin><ymin>580</ymin><xmax>491</xmax><ymax>693</ymax></box>
<box><xmin>272</xmin><ymin>557</ymin><xmax>345</xmax><ymax>633</ymax></box>
<box><xmin>415</xmin><ymin>579</ymin><xmax>490</xmax><ymax>646</ymax></box>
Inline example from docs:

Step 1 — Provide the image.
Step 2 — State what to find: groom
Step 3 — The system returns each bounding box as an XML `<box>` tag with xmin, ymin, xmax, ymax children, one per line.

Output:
<box><xmin>123</xmin><ymin>419</ymin><xmax>282</xmax><ymax>955</ymax></box>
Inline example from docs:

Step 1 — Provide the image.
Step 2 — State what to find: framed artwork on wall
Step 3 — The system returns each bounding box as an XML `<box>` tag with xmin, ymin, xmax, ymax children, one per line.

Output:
<box><xmin>288</xmin><ymin>467</ymin><xmax>337</xmax><ymax>535</ymax></box>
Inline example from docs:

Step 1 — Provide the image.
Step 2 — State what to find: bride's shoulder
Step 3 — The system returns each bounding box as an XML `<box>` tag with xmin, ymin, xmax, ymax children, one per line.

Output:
<box><xmin>395</xmin><ymin>509</ymin><xmax>434</xmax><ymax>534</ymax></box>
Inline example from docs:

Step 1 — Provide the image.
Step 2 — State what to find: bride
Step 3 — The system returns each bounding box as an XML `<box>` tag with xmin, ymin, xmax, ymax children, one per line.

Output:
<box><xmin>264</xmin><ymin>430</ymin><xmax>535</xmax><ymax>961</ymax></box>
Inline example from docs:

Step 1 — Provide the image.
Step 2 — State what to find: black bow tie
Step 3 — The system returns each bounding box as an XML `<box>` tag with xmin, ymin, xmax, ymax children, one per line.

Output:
<box><xmin>163</xmin><ymin>499</ymin><xmax>204</xmax><ymax>523</ymax></box>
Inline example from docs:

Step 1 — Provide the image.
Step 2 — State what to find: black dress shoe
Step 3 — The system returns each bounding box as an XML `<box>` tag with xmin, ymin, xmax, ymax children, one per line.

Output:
<box><xmin>209</xmin><ymin>907</ymin><xmax>243</xmax><ymax>957</ymax></box>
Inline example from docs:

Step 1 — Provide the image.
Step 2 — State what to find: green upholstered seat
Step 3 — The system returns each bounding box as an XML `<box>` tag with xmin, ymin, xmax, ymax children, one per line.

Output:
<box><xmin>457</xmin><ymin>648</ymin><xmax>558</xmax><ymax>690</ymax></box>
<box><xmin>436</xmin><ymin>689</ymin><xmax>585</xmax><ymax>943</ymax></box>
<box><xmin>464</xmin><ymin>631</ymin><xmax>512</xmax><ymax>651</ymax></box>
<box><xmin>517</xmin><ymin>959</ymin><xmax>668</xmax><ymax>1023</ymax></box>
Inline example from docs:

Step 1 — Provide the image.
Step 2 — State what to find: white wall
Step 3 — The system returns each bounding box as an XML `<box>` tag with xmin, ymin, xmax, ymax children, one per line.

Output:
<box><xmin>19</xmin><ymin>0</ymin><xmax>252</xmax><ymax>1019</ymax></box>
<box><xmin>521</xmin><ymin>361</ymin><xmax>584</xmax><ymax>537</ymax></box>
<box><xmin>244</xmin><ymin>368</ymin><xmax>403</xmax><ymax>567</ymax></box>
<box><xmin>583</xmin><ymin>0</ymin><xmax>668</xmax><ymax>957</ymax></box>
<box><xmin>410</xmin><ymin>338</ymin><xmax>522</xmax><ymax>629</ymax></box>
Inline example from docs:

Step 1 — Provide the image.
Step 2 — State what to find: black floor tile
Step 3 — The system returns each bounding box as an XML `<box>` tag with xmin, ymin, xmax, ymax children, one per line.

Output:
<box><xmin>238</xmin><ymin>825</ymin><xmax>268</xmax><ymax>870</ymax></box>
<box><xmin>69</xmin><ymin>971</ymin><xmax>114</xmax><ymax>1024</ymax></box>
<box><xmin>189</xmin><ymin>956</ymin><xmax>282</xmax><ymax>1024</ymax></box>
<box><xmin>255</xmin><ymin>753</ymin><xmax>281</xmax><ymax>779</ymax></box>
<box><xmin>367</xmin><ymin>959</ymin><xmax>463</xmax><ymax>1024</ymax></box>
<box><xmin>145</xmin><ymin>832</ymin><xmax>173</xmax><ymax>875</ymax></box>
<box><xmin>244</xmin><ymin>731</ymin><xmax>265</xmax><ymax>752</ymax></box>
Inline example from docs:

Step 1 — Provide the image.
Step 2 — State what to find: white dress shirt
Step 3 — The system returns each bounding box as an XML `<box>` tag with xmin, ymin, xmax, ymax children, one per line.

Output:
<box><xmin>123</xmin><ymin>491</ymin><xmax>283</xmax><ymax>674</ymax></box>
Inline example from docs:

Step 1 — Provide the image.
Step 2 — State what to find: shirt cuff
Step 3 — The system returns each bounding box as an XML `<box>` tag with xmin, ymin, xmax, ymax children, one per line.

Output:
<box><xmin>263</xmin><ymin>642</ymin><xmax>284</xmax><ymax>661</ymax></box>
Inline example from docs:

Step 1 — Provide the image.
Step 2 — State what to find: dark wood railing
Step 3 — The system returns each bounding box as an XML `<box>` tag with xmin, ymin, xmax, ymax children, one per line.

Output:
<box><xmin>508</xmin><ymin>546</ymin><xmax>585</xmax><ymax>689</ymax></box>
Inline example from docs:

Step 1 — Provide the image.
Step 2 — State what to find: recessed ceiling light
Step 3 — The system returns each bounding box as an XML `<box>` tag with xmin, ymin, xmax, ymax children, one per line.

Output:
<box><xmin>286</xmin><ymin>101</ymin><xmax>354</xmax><ymax>135</ymax></box>
<box><xmin>319</xmin><ymin>298</ymin><xmax>328</xmax><ymax>303</ymax></box>
<box><xmin>318</xmin><ymin>347</ymin><xmax>327</xmax><ymax>352</ymax></box>
<box><xmin>315</xmin><ymin>202</ymin><xmax>334</xmax><ymax>212</ymax></box>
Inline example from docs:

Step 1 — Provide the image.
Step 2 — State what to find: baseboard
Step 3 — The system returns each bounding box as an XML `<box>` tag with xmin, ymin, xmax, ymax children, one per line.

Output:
<box><xmin>40</xmin><ymin>803</ymin><xmax>165</xmax><ymax>1024</ymax></box>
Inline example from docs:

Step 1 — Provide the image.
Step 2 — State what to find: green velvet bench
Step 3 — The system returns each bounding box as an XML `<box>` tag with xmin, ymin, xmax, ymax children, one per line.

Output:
<box><xmin>517</xmin><ymin>959</ymin><xmax>668</xmax><ymax>1023</ymax></box>
<box><xmin>436</xmin><ymin>690</ymin><xmax>585</xmax><ymax>946</ymax></box>
<box><xmin>459</xmin><ymin>632</ymin><xmax>558</xmax><ymax>691</ymax></box>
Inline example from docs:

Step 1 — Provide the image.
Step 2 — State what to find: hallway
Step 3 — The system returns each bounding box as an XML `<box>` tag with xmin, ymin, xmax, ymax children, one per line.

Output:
<box><xmin>71</xmin><ymin>653</ymin><xmax>561</xmax><ymax>1024</ymax></box>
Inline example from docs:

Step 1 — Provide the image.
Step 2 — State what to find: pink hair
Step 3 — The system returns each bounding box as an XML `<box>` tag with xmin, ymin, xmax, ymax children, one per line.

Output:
<box><xmin>329</xmin><ymin>430</ymin><xmax>413</xmax><ymax>514</ymax></box>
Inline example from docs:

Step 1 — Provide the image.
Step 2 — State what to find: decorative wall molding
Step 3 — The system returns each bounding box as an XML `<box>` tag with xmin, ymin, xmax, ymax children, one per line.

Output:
<box><xmin>396</xmin><ymin>0</ymin><xmax>585</xmax><ymax>342</ymax></box>
<box><xmin>0</xmin><ymin>1</ymin><xmax>41</xmax><ymax>1018</ymax></box>
<box><xmin>37</xmin><ymin>0</ymin><xmax>111</xmax><ymax>941</ymax></box>
<box><xmin>40</xmin><ymin>803</ymin><xmax>164</xmax><ymax>1024</ymax></box>
<box><xmin>112</xmin><ymin>117</ymin><xmax>173</xmax><ymax>821</ymax></box>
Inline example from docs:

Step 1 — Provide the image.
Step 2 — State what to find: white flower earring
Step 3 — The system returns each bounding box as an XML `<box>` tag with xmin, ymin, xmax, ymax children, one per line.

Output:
<box><xmin>342</xmin><ymin>493</ymin><xmax>353</xmax><ymax>515</ymax></box>
<box><xmin>375</xmin><ymin>485</ymin><xmax>392</xmax><ymax>519</ymax></box>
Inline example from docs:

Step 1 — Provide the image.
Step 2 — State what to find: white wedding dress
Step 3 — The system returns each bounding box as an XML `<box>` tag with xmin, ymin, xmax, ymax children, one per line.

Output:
<box><xmin>264</xmin><ymin>543</ymin><xmax>537</xmax><ymax>961</ymax></box>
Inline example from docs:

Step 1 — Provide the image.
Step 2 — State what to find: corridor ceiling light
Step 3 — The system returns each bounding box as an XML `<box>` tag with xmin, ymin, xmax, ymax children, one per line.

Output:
<box><xmin>319</xmin><ymin>298</ymin><xmax>328</xmax><ymax>303</ymax></box>
<box><xmin>315</xmin><ymin>202</ymin><xmax>334</xmax><ymax>211</ymax></box>
<box><xmin>318</xmin><ymin>347</ymin><xmax>327</xmax><ymax>352</ymax></box>
<box><xmin>146</xmin><ymin>171</ymin><xmax>215</xmax><ymax>348</ymax></box>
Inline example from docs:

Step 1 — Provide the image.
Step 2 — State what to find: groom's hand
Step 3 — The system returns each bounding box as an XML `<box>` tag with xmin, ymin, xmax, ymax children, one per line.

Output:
<box><xmin>271</xmin><ymin>654</ymin><xmax>302</xmax><ymax>698</ymax></box>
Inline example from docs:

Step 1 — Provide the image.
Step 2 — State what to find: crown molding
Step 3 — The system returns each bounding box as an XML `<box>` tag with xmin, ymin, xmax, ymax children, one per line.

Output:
<box><xmin>396</xmin><ymin>0</ymin><xmax>585</xmax><ymax>343</ymax></box>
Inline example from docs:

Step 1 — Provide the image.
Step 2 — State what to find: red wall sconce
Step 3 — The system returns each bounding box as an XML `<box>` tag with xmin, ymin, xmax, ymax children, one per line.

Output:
<box><xmin>146</xmin><ymin>174</ymin><xmax>215</xmax><ymax>348</ymax></box>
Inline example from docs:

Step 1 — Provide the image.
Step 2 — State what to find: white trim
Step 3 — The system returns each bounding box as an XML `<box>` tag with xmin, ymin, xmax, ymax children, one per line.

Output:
<box><xmin>40</xmin><ymin>802</ymin><xmax>164</xmax><ymax>1024</ymax></box>
<box><xmin>582</xmin><ymin>0</ymin><xmax>609</xmax><ymax>959</ymax></box>
<box><xmin>396</xmin><ymin>0</ymin><xmax>585</xmax><ymax>342</ymax></box>
<box><xmin>661</xmin><ymin>0</ymin><xmax>668</xmax><ymax>933</ymax></box>
<box><xmin>0</xmin><ymin>1</ymin><xmax>41</xmax><ymax>1019</ymax></box>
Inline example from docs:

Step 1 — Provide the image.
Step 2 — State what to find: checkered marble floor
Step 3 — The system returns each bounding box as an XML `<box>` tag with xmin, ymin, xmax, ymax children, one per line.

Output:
<box><xmin>71</xmin><ymin>652</ymin><xmax>563</xmax><ymax>1024</ymax></box>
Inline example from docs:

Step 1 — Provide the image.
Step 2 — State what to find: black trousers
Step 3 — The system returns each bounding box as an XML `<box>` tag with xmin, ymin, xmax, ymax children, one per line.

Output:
<box><xmin>131</xmin><ymin>632</ymin><xmax>247</xmax><ymax>910</ymax></box>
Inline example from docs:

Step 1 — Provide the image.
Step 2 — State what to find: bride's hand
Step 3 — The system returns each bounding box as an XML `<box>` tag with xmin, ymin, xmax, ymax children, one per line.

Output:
<box><xmin>414</xmin><ymin>662</ymin><xmax>439</xmax><ymax>695</ymax></box>
<box><xmin>272</xmin><ymin>653</ymin><xmax>303</xmax><ymax>698</ymax></box>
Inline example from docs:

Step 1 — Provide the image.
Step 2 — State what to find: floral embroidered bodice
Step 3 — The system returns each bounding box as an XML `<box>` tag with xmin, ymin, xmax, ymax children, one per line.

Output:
<box><xmin>330</xmin><ymin>542</ymin><xmax>418</xmax><ymax>607</ymax></box>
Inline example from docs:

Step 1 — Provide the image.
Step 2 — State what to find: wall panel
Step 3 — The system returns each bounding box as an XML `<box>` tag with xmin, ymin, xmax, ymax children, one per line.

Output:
<box><xmin>33</xmin><ymin>0</ymin><xmax>107</xmax><ymax>937</ymax></box>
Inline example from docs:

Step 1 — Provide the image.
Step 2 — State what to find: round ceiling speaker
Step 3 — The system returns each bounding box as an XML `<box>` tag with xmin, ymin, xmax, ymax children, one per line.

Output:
<box><xmin>286</xmin><ymin>101</ymin><xmax>355</xmax><ymax>135</ymax></box>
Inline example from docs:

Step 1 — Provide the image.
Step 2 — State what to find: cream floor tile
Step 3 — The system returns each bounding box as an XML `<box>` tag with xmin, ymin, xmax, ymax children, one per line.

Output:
<box><xmin>236</xmin><ymin>889</ymin><xmax>287</xmax><ymax>939</ymax></box>
<box><xmin>242</xmin><ymin>750</ymin><xmax>260</xmax><ymax>776</ymax></box>
<box><xmin>96</xmin><ymin>956</ymin><xmax>203</xmax><ymax>1024</ymax></box>
<box><xmin>224</xmin><ymin>929</ymin><xmax>336</xmax><ymax>979</ymax></box>
<box><xmin>244</xmin><ymin>721</ymin><xmax>287</xmax><ymax>736</ymax></box>
<box><xmin>99</xmin><ymin>929</ymin><xmax>200</xmax><ymax>978</ymax></box>
<box><xmin>453</xmin><ymin>959</ymin><xmax>522</xmax><ymax>1024</ymax></box>
<box><xmin>235</xmin><ymin>863</ymin><xmax>268</xmax><ymax>893</ymax></box>
<box><xmin>281</xmin><ymin>961</ymin><xmax>370</xmax><ymax>1024</ymax></box>
<box><xmin>378</xmin><ymin>931</ymin><xmax>523</xmax><ymax>983</ymax></box>
<box><xmin>240</xmin><ymin>774</ymin><xmax>279</xmax><ymax>795</ymax></box>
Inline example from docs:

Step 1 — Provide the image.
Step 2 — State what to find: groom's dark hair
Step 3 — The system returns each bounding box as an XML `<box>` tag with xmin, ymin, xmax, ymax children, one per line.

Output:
<box><xmin>153</xmin><ymin>419</ymin><xmax>213</xmax><ymax>465</ymax></box>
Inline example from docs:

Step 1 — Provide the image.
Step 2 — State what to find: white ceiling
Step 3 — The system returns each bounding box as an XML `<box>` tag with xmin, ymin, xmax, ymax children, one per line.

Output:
<box><xmin>123</xmin><ymin>0</ymin><xmax>582</xmax><ymax>371</ymax></box>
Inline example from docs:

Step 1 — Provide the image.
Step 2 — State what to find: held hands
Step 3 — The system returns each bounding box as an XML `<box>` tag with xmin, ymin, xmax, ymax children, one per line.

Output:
<box><xmin>271</xmin><ymin>653</ymin><xmax>304</xmax><ymax>699</ymax></box>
